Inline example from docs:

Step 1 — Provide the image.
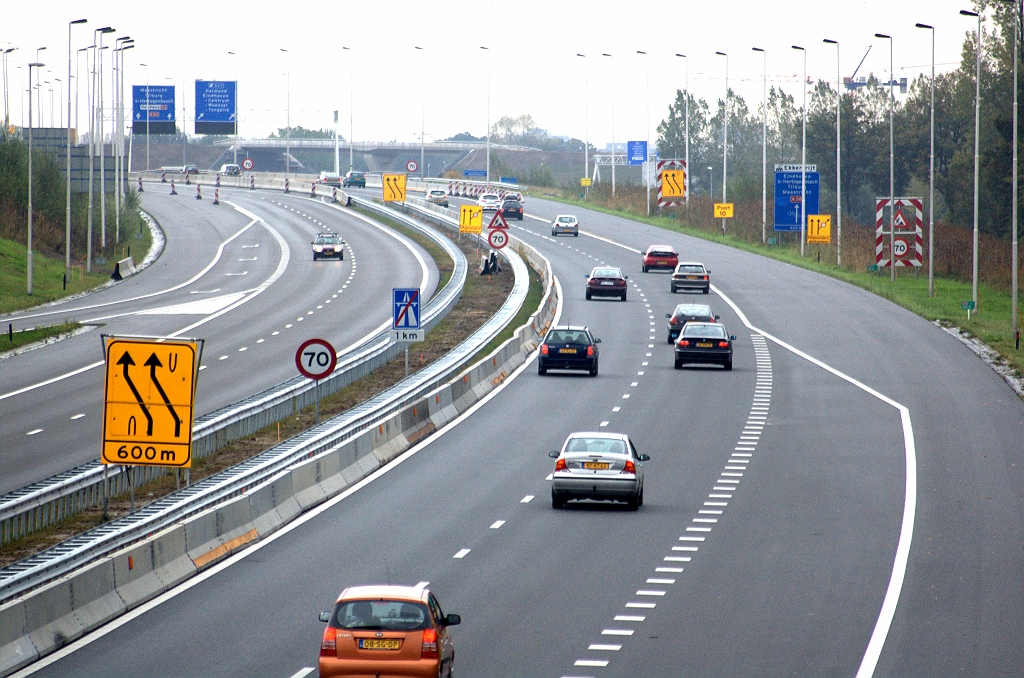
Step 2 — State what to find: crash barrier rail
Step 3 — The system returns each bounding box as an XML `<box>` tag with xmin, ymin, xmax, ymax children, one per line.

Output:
<box><xmin>0</xmin><ymin>197</ymin><xmax>555</xmax><ymax>677</ymax></box>
<box><xmin>0</xmin><ymin>195</ymin><xmax>467</xmax><ymax>548</ymax></box>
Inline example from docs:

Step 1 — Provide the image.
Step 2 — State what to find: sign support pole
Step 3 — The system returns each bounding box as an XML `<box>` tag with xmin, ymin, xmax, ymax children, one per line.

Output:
<box><xmin>405</xmin><ymin>347</ymin><xmax>409</xmax><ymax>378</ymax></box>
<box><xmin>315</xmin><ymin>379</ymin><xmax>320</xmax><ymax>425</ymax></box>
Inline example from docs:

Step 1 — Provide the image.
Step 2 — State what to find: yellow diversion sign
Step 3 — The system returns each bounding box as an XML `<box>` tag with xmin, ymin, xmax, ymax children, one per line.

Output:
<box><xmin>101</xmin><ymin>336</ymin><xmax>202</xmax><ymax>467</ymax></box>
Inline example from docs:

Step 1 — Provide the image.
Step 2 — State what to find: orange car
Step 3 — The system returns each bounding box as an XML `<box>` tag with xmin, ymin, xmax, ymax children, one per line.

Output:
<box><xmin>318</xmin><ymin>585</ymin><xmax>460</xmax><ymax>677</ymax></box>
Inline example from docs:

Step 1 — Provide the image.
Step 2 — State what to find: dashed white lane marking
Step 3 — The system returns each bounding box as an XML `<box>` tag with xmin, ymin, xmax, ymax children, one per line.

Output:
<box><xmin>588</xmin><ymin>644</ymin><xmax>621</xmax><ymax>651</ymax></box>
<box><xmin>218</xmin><ymin>355</ymin><xmax>228</xmax><ymax>361</ymax></box>
<box><xmin>26</xmin><ymin>429</ymin><xmax>43</xmax><ymax>436</ymax></box>
<box><xmin>272</xmin><ymin>331</ymin><xmax>280</xmax><ymax>335</ymax></box>
<box><xmin>646</xmin><ymin>578</ymin><xmax>675</xmax><ymax>584</ymax></box>
<box><xmin>602</xmin><ymin>629</ymin><xmax>635</xmax><ymax>636</ymax></box>
<box><xmin>453</xmin><ymin>549</ymin><xmax>471</xmax><ymax>559</ymax></box>
<box><xmin>256</xmin><ymin>339</ymin><xmax>265</xmax><ymax>344</ymax></box>
<box><xmin>199</xmin><ymin>366</ymin><xmax>208</xmax><ymax>371</ymax></box>
<box><xmin>600</xmin><ymin>421</ymin><xmax>609</xmax><ymax>427</ymax></box>
<box><xmin>70</xmin><ymin>413</ymin><xmax>85</xmax><ymax>420</ymax></box>
<box><xmin>238</xmin><ymin>347</ymin><xmax>247</xmax><ymax>352</ymax></box>
<box><xmin>575</xmin><ymin>659</ymin><xmax>609</xmax><ymax>667</ymax></box>
<box><xmin>490</xmin><ymin>520</ymin><xmax>505</xmax><ymax>529</ymax></box>
<box><xmin>614</xmin><ymin>615</ymin><xmax>645</xmax><ymax>622</ymax></box>
<box><xmin>521</xmin><ymin>495</ymin><xmax>534</xmax><ymax>503</ymax></box>
<box><xmin>612</xmin><ymin>406</ymin><xmax>621</xmax><ymax>412</ymax></box>
<box><xmin>625</xmin><ymin>602</ymin><xmax>656</xmax><ymax>609</ymax></box>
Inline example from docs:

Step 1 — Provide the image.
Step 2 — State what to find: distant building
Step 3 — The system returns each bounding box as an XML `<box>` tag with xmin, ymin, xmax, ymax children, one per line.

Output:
<box><xmin>21</xmin><ymin>127</ymin><xmax>123</xmax><ymax>194</ymax></box>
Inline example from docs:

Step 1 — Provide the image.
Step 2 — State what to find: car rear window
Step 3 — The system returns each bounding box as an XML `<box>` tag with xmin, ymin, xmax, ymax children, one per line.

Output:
<box><xmin>676</xmin><ymin>264</ymin><xmax>705</xmax><ymax>273</ymax></box>
<box><xmin>428</xmin><ymin>190</ymin><xmax>445</xmax><ymax>197</ymax></box>
<box><xmin>650</xmin><ymin>248</ymin><xmax>675</xmax><ymax>256</ymax></box>
<box><xmin>332</xmin><ymin>600</ymin><xmax>431</xmax><ymax>631</ymax></box>
<box><xmin>592</xmin><ymin>268</ymin><xmax>621</xmax><ymax>278</ymax></box>
<box><xmin>349</xmin><ymin>172</ymin><xmax>364</xmax><ymax>178</ymax></box>
<box><xmin>546</xmin><ymin>330</ymin><xmax>591</xmax><ymax>344</ymax></box>
<box><xmin>557</xmin><ymin>216</ymin><xmax>576</xmax><ymax>223</ymax></box>
<box><xmin>503</xmin><ymin>199</ymin><xmax>520</xmax><ymax>206</ymax></box>
<box><xmin>682</xmin><ymin>324</ymin><xmax>727</xmax><ymax>339</ymax></box>
<box><xmin>675</xmin><ymin>305</ymin><xmax>710</xmax><ymax>317</ymax></box>
<box><xmin>564</xmin><ymin>437</ymin><xmax>628</xmax><ymax>455</ymax></box>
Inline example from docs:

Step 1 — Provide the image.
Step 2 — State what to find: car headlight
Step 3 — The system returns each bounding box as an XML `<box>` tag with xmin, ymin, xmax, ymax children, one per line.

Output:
<box><xmin>313</xmin><ymin>246</ymin><xmax>323</xmax><ymax>252</ymax></box>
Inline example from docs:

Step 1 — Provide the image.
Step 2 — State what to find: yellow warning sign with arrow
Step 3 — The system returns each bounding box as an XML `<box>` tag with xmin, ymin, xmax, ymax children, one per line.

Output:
<box><xmin>383</xmin><ymin>173</ymin><xmax>407</xmax><ymax>202</ymax></box>
<box><xmin>101</xmin><ymin>337</ymin><xmax>202</xmax><ymax>467</ymax></box>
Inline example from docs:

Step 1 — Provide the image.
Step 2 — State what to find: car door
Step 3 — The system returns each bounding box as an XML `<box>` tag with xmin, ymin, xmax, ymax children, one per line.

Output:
<box><xmin>630</xmin><ymin>440</ymin><xmax>644</xmax><ymax>485</ymax></box>
<box><xmin>428</xmin><ymin>594</ymin><xmax>455</xmax><ymax>670</ymax></box>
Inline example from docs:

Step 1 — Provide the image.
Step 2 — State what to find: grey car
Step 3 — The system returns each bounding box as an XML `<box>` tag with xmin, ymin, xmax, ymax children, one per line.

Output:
<box><xmin>670</xmin><ymin>261</ymin><xmax>711</xmax><ymax>294</ymax></box>
<box><xmin>551</xmin><ymin>214</ymin><xmax>579</xmax><ymax>237</ymax></box>
<box><xmin>549</xmin><ymin>432</ymin><xmax>650</xmax><ymax>510</ymax></box>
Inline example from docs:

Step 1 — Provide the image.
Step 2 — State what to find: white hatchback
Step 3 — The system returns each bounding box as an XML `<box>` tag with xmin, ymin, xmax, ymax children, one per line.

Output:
<box><xmin>478</xmin><ymin>193</ymin><xmax>502</xmax><ymax>211</ymax></box>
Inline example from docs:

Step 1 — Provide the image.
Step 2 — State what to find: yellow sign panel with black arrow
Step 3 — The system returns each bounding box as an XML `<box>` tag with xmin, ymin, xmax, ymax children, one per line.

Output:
<box><xmin>662</xmin><ymin>169</ymin><xmax>686</xmax><ymax>198</ymax></box>
<box><xmin>382</xmin><ymin>173</ymin><xmax>407</xmax><ymax>202</ymax></box>
<box><xmin>101</xmin><ymin>336</ymin><xmax>202</xmax><ymax>468</ymax></box>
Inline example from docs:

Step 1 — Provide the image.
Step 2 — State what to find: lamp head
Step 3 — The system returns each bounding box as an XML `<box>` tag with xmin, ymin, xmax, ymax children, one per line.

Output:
<box><xmin>959</xmin><ymin>9</ymin><xmax>979</xmax><ymax>17</ymax></box>
<box><xmin>874</xmin><ymin>33</ymin><xmax>891</xmax><ymax>39</ymax></box>
<box><xmin>915</xmin><ymin>23</ymin><xmax>933</xmax><ymax>29</ymax></box>
<box><xmin>71</xmin><ymin>19</ymin><xmax>87</xmax><ymax>25</ymax></box>
<box><xmin>823</xmin><ymin>39</ymin><xmax>837</xmax><ymax>45</ymax></box>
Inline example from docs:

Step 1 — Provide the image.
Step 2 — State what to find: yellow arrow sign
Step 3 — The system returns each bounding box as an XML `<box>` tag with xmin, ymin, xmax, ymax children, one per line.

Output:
<box><xmin>101</xmin><ymin>337</ymin><xmax>201</xmax><ymax>468</ymax></box>
<box><xmin>807</xmin><ymin>214</ymin><xmax>832</xmax><ymax>244</ymax></box>
<box><xmin>383</xmin><ymin>173</ymin><xmax>407</xmax><ymax>202</ymax></box>
<box><xmin>459</xmin><ymin>204</ymin><xmax>483</xmax><ymax>234</ymax></box>
<box><xmin>662</xmin><ymin>169</ymin><xmax>686</xmax><ymax>198</ymax></box>
<box><xmin>714</xmin><ymin>203</ymin><xmax>734</xmax><ymax>219</ymax></box>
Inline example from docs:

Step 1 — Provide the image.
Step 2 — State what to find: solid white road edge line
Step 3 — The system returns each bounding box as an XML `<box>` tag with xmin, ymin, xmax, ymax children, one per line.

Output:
<box><xmin>711</xmin><ymin>284</ymin><xmax>915</xmax><ymax>678</ymax></box>
<box><xmin>12</xmin><ymin>274</ymin><xmax>565</xmax><ymax>677</ymax></box>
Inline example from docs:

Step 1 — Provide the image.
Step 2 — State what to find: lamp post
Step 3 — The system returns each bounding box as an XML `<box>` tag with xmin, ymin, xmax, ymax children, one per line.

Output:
<box><xmin>915</xmin><ymin>23</ymin><xmax>936</xmax><ymax>297</ymax></box>
<box><xmin>875</xmin><ymin>32</ymin><xmax>896</xmax><ymax>282</ymax></box>
<box><xmin>27</xmin><ymin>61</ymin><xmax>45</xmax><ymax>295</ymax></box>
<box><xmin>480</xmin><ymin>45</ymin><xmax>490</xmax><ymax>185</ymax></box>
<box><xmin>281</xmin><ymin>48</ymin><xmax>289</xmax><ymax>178</ymax></box>
<box><xmin>46</xmin><ymin>81</ymin><xmax>53</xmax><ymax>128</ymax></box>
<box><xmin>2</xmin><ymin>48</ymin><xmax>15</xmax><ymax>134</ymax></box>
<box><xmin>97</xmin><ymin>28</ymin><xmax>114</xmax><ymax>250</ymax></box>
<box><xmin>715</xmin><ymin>51</ymin><xmax>728</xmax><ymax>235</ymax></box>
<box><xmin>343</xmin><ymin>46</ymin><xmax>352</xmax><ymax>172</ymax></box>
<box><xmin>415</xmin><ymin>46</ymin><xmax>425</xmax><ymax>179</ymax></box>
<box><xmin>35</xmin><ymin>49</ymin><xmax>45</xmax><ymax>127</ymax></box>
<box><xmin>638</xmin><ymin>50</ymin><xmax>651</xmax><ymax>216</ymax></box>
<box><xmin>333</xmin><ymin>109</ymin><xmax>339</xmax><ymax>176</ymax></box>
<box><xmin>65</xmin><ymin>20</ymin><xmax>86</xmax><ymax>288</ymax></box>
<box><xmin>824</xmin><ymin>38</ymin><xmax>842</xmax><ymax>266</ymax></box>
<box><xmin>792</xmin><ymin>45</ymin><xmax>807</xmax><ymax>256</ymax></box>
<box><xmin>708</xmin><ymin>166</ymin><xmax>713</xmax><ymax>199</ymax></box>
<box><xmin>114</xmin><ymin>40</ymin><xmax>133</xmax><ymax>245</ymax></box>
<box><xmin>227</xmin><ymin>51</ymin><xmax>238</xmax><ymax>166</ymax></box>
<box><xmin>675</xmin><ymin>54</ymin><xmax>690</xmax><ymax>208</ymax></box>
<box><xmin>577</xmin><ymin>53</ymin><xmax>589</xmax><ymax>199</ymax></box>
<box><xmin>959</xmin><ymin>10</ymin><xmax>981</xmax><ymax>305</ymax></box>
<box><xmin>753</xmin><ymin>47</ymin><xmax>766</xmax><ymax>244</ymax></box>
<box><xmin>603</xmin><ymin>53</ymin><xmax>615</xmax><ymax>194</ymax></box>
<box><xmin>141</xmin><ymin>63</ymin><xmax>150</xmax><ymax>171</ymax></box>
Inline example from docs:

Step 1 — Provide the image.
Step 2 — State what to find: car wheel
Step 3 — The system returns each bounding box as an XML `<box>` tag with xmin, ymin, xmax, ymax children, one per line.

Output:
<box><xmin>724</xmin><ymin>359</ymin><xmax>733</xmax><ymax>371</ymax></box>
<box><xmin>552</xmin><ymin>491</ymin><xmax>565</xmax><ymax>509</ymax></box>
<box><xmin>586</xmin><ymin>290</ymin><xmax>592</xmax><ymax>300</ymax></box>
<box><xmin>312</xmin><ymin>254</ymin><xmax>318</xmax><ymax>261</ymax></box>
<box><xmin>621</xmin><ymin>292</ymin><xmax>627</xmax><ymax>301</ymax></box>
<box><xmin>670</xmin><ymin>285</ymin><xmax>677</xmax><ymax>293</ymax></box>
<box><xmin>538</xmin><ymin>363</ymin><xmax>547</xmax><ymax>375</ymax></box>
<box><xmin>642</xmin><ymin>265</ymin><xmax>648</xmax><ymax>273</ymax></box>
<box><xmin>574</xmin><ymin>232</ymin><xmax>579</xmax><ymax>237</ymax></box>
<box><xmin>638</xmin><ymin>485</ymin><xmax>644</xmax><ymax>507</ymax></box>
<box><xmin>703</xmin><ymin>287</ymin><xmax>710</xmax><ymax>294</ymax></box>
<box><xmin>667</xmin><ymin>334</ymin><xmax>673</xmax><ymax>344</ymax></box>
<box><xmin>674</xmin><ymin>359</ymin><xmax>683</xmax><ymax>369</ymax></box>
<box><xmin>589</xmin><ymin>362</ymin><xmax>599</xmax><ymax>377</ymax></box>
<box><xmin>626</xmin><ymin>494</ymin><xmax>639</xmax><ymax>511</ymax></box>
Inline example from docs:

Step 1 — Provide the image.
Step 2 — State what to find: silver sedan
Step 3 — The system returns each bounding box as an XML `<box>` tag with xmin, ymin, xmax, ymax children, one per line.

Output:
<box><xmin>549</xmin><ymin>432</ymin><xmax>649</xmax><ymax>510</ymax></box>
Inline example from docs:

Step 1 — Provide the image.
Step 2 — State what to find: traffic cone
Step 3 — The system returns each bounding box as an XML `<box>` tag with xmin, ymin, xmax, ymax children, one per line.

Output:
<box><xmin>170</xmin><ymin>180</ymin><xmax>177</xmax><ymax>195</ymax></box>
<box><xmin>213</xmin><ymin>188</ymin><xmax>220</xmax><ymax>205</ymax></box>
<box><xmin>196</xmin><ymin>184</ymin><xmax>202</xmax><ymax>200</ymax></box>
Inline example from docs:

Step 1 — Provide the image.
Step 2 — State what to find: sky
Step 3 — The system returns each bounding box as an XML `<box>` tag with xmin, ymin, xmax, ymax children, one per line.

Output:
<box><xmin>0</xmin><ymin>0</ymin><xmax>986</xmax><ymax>148</ymax></box>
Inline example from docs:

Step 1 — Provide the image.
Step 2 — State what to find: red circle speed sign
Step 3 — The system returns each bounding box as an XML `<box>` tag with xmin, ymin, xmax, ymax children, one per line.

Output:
<box><xmin>406</xmin><ymin>160</ymin><xmax>418</xmax><ymax>173</ymax></box>
<box><xmin>487</xmin><ymin>229</ymin><xmax>509</xmax><ymax>249</ymax></box>
<box><xmin>242</xmin><ymin>158</ymin><xmax>255</xmax><ymax>171</ymax></box>
<box><xmin>295</xmin><ymin>338</ymin><xmax>337</xmax><ymax>380</ymax></box>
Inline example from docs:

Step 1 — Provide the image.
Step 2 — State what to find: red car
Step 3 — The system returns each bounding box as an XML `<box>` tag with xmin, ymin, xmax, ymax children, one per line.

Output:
<box><xmin>586</xmin><ymin>266</ymin><xmax>628</xmax><ymax>301</ymax></box>
<box><xmin>641</xmin><ymin>245</ymin><xmax>679</xmax><ymax>272</ymax></box>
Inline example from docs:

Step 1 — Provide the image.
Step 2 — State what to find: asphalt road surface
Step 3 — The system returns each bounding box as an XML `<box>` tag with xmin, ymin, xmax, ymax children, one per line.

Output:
<box><xmin>0</xmin><ymin>186</ymin><xmax>438</xmax><ymax>494</ymax></box>
<box><xmin>19</xmin><ymin>191</ymin><xmax>1022</xmax><ymax>677</ymax></box>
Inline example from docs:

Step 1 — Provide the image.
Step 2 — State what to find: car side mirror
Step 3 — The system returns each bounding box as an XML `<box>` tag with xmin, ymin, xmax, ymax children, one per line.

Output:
<box><xmin>714</xmin><ymin>315</ymin><xmax>721</xmax><ymax>320</ymax></box>
<box><xmin>319</xmin><ymin>611</ymin><xmax>331</xmax><ymax>623</ymax></box>
<box><xmin>638</xmin><ymin>454</ymin><xmax>651</xmax><ymax>462</ymax></box>
<box><xmin>730</xmin><ymin>335</ymin><xmax>737</xmax><ymax>341</ymax></box>
<box><xmin>445</xmin><ymin>614</ymin><xmax>461</xmax><ymax>626</ymax></box>
<box><xmin>665</xmin><ymin>313</ymin><xmax>671</xmax><ymax>318</ymax></box>
<box><xmin>548</xmin><ymin>450</ymin><xmax>560</xmax><ymax>458</ymax></box>
<box><xmin>594</xmin><ymin>338</ymin><xmax>601</xmax><ymax>343</ymax></box>
<box><xmin>706</xmin><ymin>270</ymin><xmax>712</xmax><ymax>274</ymax></box>
<box><xmin>624</xmin><ymin>275</ymin><xmax>629</xmax><ymax>280</ymax></box>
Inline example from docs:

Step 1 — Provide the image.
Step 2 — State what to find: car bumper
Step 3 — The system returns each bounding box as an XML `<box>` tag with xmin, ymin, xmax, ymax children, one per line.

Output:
<box><xmin>314</xmin><ymin>250</ymin><xmax>343</xmax><ymax>258</ymax></box>
<box><xmin>319</xmin><ymin>657</ymin><xmax>443</xmax><ymax>677</ymax></box>
<box><xmin>588</xmin><ymin>285</ymin><xmax>625</xmax><ymax>297</ymax></box>
<box><xmin>539</xmin><ymin>356</ymin><xmax>596</xmax><ymax>371</ymax></box>
<box><xmin>675</xmin><ymin>348</ymin><xmax>732</xmax><ymax>364</ymax></box>
<box><xmin>552</xmin><ymin>227</ymin><xmax>578</xmax><ymax>235</ymax></box>
<box><xmin>667</xmin><ymin>325</ymin><xmax>683</xmax><ymax>339</ymax></box>
<box><xmin>671</xmin><ymin>279</ymin><xmax>708</xmax><ymax>290</ymax></box>
<box><xmin>552</xmin><ymin>475</ymin><xmax>640</xmax><ymax>499</ymax></box>
<box><xmin>644</xmin><ymin>261</ymin><xmax>677</xmax><ymax>270</ymax></box>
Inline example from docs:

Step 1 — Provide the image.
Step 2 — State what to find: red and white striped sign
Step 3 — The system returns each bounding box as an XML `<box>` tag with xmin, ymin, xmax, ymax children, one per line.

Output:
<box><xmin>875</xmin><ymin>198</ymin><xmax>923</xmax><ymax>268</ymax></box>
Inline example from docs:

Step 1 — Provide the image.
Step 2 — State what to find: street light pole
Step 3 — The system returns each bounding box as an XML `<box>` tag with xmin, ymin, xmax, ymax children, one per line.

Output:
<box><xmin>281</xmin><ymin>48</ymin><xmax>289</xmax><ymax>179</ymax></box>
<box><xmin>676</xmin><ymin>54</ymin><xmax>689</xmax><ymax>209</ymax></box>
<box><xmin>603</xmin><ymin>53</ymin><xmax>615</xmax><ymax>194</ymax></box>
<box><xmin>577</xmin><ymin>53</ymin><xmax>588</xmax><ymax>198</ymax></box>
<box><xmin>824</xmin><ymin>39</ymin><xmax>841</xmax><ymax>266</ymax></box>
<box><xmin>480</xmin><ymin>46</ymin><xmax>490</xmax><ymax>185</ymax></box>
<box><xmin>97</xmin><ymin>28</ymin><xmax>113</xmax><ymax>250</ymax></box>
<box><xmin>343</xmin><ymin>47</ymin><xmax>352</xmax><ymax>172</ymax></box>
<box><xmin>793</xmin><ymin>45</ymin><xmax>807</xmax><ymax>256</ymax></box>
<box><xmin>35</xmin><ymin>49</ymin><xmax>46</xmax><ymax>128</ymax></box>
<box><xmin>708</xmin><ymin>166</ymin><xmax>713</xmax><ymax>199</ymax></box>
<box><xmin>2</xmin><ymin>48</ymin><xmax>15</xmax><ymax>134</ymax></box>
<box><xmin>141</xmin><ymin>63</ymin><xmax>150</xmax><ymax>171</ymax></box>
<box><xmin>638</xmin><ymin>50</ymin><xmax>651</xmax><ymax>216</ymax></box>
<box><xmin>753</xmin><ymin>47</ymin><xmax>766</xmax><ymax>244</ymax></box>
<box><xmin>916</xmin><ymin>23</ymin><xmax>936</xmax><ymax>297</ymax></box>
<box><xmin>415</xmin><ymin>46</ymin><xmax>425</xmax><ymax>179</ymax></box>
<box><xmin>960</xmin><ymin>10</ymin><xmax>981</xmax><ymax>303</ymax></box>
<box><xmin>227</xmin><ymin>51</ymin><xmax>238</xmax><ymax>166</ymax></box>
<box><xmin>715</xmin><ymin>51</ymin><xmax>728</xmax><ymax>235</ymax></box>
<box><xmin>875</xmin><ymin>33</ymin><xmax>895</xmax><ymax>281</ymax></box>
<box><xmin>27</xmin><ymin>62</ymin><xmax>45</xmax><ymax>294</ymax></box>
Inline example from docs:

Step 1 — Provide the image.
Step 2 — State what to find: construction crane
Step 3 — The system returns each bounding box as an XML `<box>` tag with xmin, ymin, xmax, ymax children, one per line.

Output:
<box><xmin>843</xmin><ymin>45</ymin><xmax>907</xmax><ymax>93</ymax></box>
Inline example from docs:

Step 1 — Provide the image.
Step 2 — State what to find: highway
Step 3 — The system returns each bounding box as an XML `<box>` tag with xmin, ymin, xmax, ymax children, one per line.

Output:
<box><xmin>0</xmin><ymin>186</ymin><xmax>439</xmax><ymax>494</ymax></box>
<box><xmin>16</xmin><ymin>192</ymin><xmax>1023</xmax><ymax>677</ymax></box>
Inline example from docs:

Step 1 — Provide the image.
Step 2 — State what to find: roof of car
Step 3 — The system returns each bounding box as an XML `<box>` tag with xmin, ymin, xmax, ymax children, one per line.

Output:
<box><xmin>337</xmin><ymin>585</ymin><xmax>430</xmax><ymax>604</ymax></box>
<box><xmin>675</xmin><ymin>303</ymin><xmax>711</xmax><ymax>311</ymax></box>
<box><xmin>555</xmin><ymin>214</ymin><xmax>578</xmax><ymax>219</ymax></box>
<box><xmin>648</xmin><ymin>245</ymin><xmax>675</xmax><ymax>251</ymax></box>
<box><xmin>564</xmin><ymin>432</ymin><xmax>629</xmax><ymax>441</ymax></box>
<box><xmin>550</xmin><ymin>324</ymin><xmax>590</xmax><ymax>332</ymax></box>
<box><xmin>678</xmin><ymin>261</ymin><xmax>705</xmax><ymax>267</ymax></box>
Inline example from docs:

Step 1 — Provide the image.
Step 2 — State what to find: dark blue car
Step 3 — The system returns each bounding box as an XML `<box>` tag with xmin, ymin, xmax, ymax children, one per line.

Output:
<box><xmin>538</xmin><ymin>325</ymin><xmax>600</xmax><ymax>376</ymax></box>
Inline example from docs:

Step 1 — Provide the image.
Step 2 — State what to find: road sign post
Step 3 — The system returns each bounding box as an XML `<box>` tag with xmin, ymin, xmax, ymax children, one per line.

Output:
<box><xmin>101</xmin><ymin>336</ymin><xmax>203</xmax><ymax>469</ymax></box>
<box><xmin>383</xmin><ymin>174</ymin><xmax>407</xmax><ymax>202</ymax></box>
<box><xmin>295</xmin><ymin>338</ymin><xmax>337</xmax><ymax>424</ymax></box>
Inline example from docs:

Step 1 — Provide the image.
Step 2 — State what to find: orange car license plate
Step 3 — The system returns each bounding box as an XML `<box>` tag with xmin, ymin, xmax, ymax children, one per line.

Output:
<box><xmin>696</xmin><ymin>342</ymin><xmax>713</xmax><ymax>348</ymax></box>
<box><xmin>686</xmin><ymin>275</ymin><xmax>698</xmax><ymax>279</ymax></box>
<box><xmin>583</xmin><ymin>462</ymin><xmax>610</xmax><ymax>470</ymax></box>
<box><xmin>559</xmin><ymin>348</ymin><xmax>577</xmax><ymax>354</ymax></box>
<box><xmin>359</xmin><ymin>639</ymin><xmax>401</xmax><ymax>650</ymax></box>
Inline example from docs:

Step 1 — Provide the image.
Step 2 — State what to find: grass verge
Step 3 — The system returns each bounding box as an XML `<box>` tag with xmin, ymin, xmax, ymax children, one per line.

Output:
<box><xmin>0</xmin><ymin>321</ymin><xmax>81</xmax><ymax>352</ymax></box>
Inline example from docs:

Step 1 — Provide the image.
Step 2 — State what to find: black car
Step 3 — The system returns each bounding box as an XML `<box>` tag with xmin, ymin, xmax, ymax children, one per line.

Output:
<box><xmin>665</xmin><ymin>303</ymin><xmax>719</xmax><ymax>343</ymax></box>
<box><xmin>342</xmin><ymin>171</ymin><xmax>366</xmax><ymax>188</ymax></box>
<box><xmin>538</xmin><ymin>325</ymin><xmax>600</xmax><ymax>376</ymax></box>
<box><xmin>586</xmin><ymin>266</ymin><xmax>627</xmax><ymax>301</ymax></box>
<box><xmin>500</xmin><ymin>198</ymin><xmax>524</xmax><ymax>220</ymax></box>
<box><xmin>674</xmin><ymin>322</ymin><xmax>735</xmax><ymax>370</ymax></box>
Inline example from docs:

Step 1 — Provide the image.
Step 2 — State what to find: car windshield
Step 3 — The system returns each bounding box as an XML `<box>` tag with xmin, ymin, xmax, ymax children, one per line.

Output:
<box><xmin>592</xmin><ymin>268</ymin><xmax>621</xmax><ymax>278</ymax></box>
<box><xmin>677</xmin><ymin>264</ymin><xmax>705</xmax><ymax>273</ymax></box>
<box><xmin>564</xmin><ymin>437</ymin><xmax>628</xmax><ymax>456</ymax></box>
<box><xmin>332</xmin><ymin>600</ymin><xmax>431</xmax><ymax>631</ymax></box>
<box><xmin>557</xmin><ymin>216</ymin><xmax>576</xmax><ymax>223</ymax></box>
<box><xmin>546</xmin><ymin>330</ymin><xmax>591</xmax><ymax>344</ymax></box>
<box><xmin>683</xmin><ymin>324</ymin><xmax>727</xmax><ymax>339</ymax></box>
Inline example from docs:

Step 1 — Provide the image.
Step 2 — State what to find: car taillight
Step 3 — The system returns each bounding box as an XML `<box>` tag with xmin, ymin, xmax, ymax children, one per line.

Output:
<box><xmin>623</xmin><ymin>460</ymin><xmax>636</xmax><ymax>474</ymax></box>
<box><xmin>679</xmin><ymin>340</ymin><xmax>690</xmax><ymax>347</ymax></box>
<box><xmin>587</xmin><ymin>346</ymin><xmax>595</xmax><ymax>357</ymax></box>
<box><xmin>554</xmin><ymin>458</ymin><xmax>567</xmax><ymax>472</ymax></box>
<box><xmin>718</xmin><ymin>341</ymin><xmax>730</xmax><ymax>348</ymax></box>
<box><xmin>670</xmin><ymin>316</ymin><xmax>678</xmax><ymax>324</ymax></box>
<box><xmin>422</xmin><ymin>628</ymin><xmax>439</xmax><ymax>659</ymax></box>
<box><xmin>703</xmin><ymin>275</ymin><xmax>708</xmax><ymax>280</ymax></box>
<box><xmin>541</xmin><ymin>344</ymin><xmax>549</xmax><ymax>355</ymax></box>
<box><xmin>320</xmin><ymin>626</ymin><xmax>337</xmax><ymax>657</ymax></box>
<box><xmin>617</xmin><ymin>278</ymin><xmax>625</xmax><ymax>286</ymax></box>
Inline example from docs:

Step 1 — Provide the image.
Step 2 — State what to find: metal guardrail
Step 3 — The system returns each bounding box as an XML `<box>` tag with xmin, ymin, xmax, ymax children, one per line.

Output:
<box><xmin>0</xmin><ymin>196</ymin><xmax>467</xmax><ymax>547</ymax></box>
<box><xmin>0</xmin><ymin>197</ymin><xmax>528</xmax><ymax>604</ymax></box>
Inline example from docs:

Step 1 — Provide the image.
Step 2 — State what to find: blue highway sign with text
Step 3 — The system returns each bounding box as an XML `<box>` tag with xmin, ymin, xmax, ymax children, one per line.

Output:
<box><xmin>774</xmin><ymin>167</ymin><xmax>820</xmax><ymax>232</ymax></box>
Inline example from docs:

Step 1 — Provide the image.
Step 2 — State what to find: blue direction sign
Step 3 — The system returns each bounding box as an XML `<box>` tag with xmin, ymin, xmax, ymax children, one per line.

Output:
<box><xmin>132</xmin><ymin>85</ymin><xmax>175</xmax><ymax>135</ymax></box>
<box><xmin>773</xmin><ymin>165</ymin><xmax>820</xmax><ymax>232</ymax></box>
<box><xmin>627</xmin><ymin>140</ymin><xmax>648</xmax><ymax>166</ymax></box>
<box><xmin>464</xmin><ymin>169</ymin><xmax>487</xmax><ymax>177</ymax></box>
<box><xmin>194</xmin><ymin>80</ymin><xmax>237</xmax><ymax>135</ymax></box>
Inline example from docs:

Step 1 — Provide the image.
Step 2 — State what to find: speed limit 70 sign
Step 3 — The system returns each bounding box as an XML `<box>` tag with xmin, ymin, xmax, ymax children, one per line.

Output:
<box><xmin>295</xmin><ymin>338</ymin><xmax>337</xmax><ymax>380</ymax></box>
<box><xmin>487</xmin><ymin>229</ymin><xmax>508</xmax><ymax>249</ymax></box>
